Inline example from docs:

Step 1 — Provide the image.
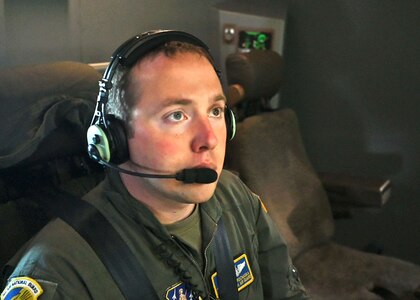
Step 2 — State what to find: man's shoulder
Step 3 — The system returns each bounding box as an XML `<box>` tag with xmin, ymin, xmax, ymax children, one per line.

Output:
<box><xmin>10</xmin><ymin>219</ymin><xmax>90</xmax><ymax>273</ymax></box>
<box><xmin>3</xmin><ymin>218</ymin><xmax>111</xmax><ymax>299</ymax></box>
<box><xmin>215</xmin><ymin>169</ymin><xmax>259</xmax><ymax>209</ymax></box>
<box><xmin>218</xmin><ymin>169</ymin><xmax>253</xmax><ymax>195</ymax></box>
<box><xmin>218</xmin><ymin>169</ymin><xmax>244</xmax><ymax>188</ymax></box>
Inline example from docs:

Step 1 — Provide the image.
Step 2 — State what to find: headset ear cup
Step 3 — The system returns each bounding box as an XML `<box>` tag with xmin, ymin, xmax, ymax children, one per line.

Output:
<box><xmin>225</xmin><ymin>107</ymin><xmax>236</xmax><ymax>141</ymax></box>
<box><xmin>87</xmin><ymin>124</ymin><xmax>112</xmax><ymax>162</ymax></box>
<box><xmin>105</xmin><ymin>115</ymin><xmax>129</xmax><ymax>164</ymax></box>
<box><xmin>86</xmin><ymin>116</ymin><xmax>129</xmax><ymax>164</ymax></box>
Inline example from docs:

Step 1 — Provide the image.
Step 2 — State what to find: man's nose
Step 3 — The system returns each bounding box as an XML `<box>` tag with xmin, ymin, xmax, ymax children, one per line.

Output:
<box><xmin>191</xmin><ymin>116</ymin><xmax>218</xmax><ymax>152</ymax></box>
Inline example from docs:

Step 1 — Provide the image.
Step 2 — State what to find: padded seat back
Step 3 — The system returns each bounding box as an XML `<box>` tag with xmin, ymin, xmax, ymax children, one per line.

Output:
<box><xmin>226</xmin><ymin>109</ymin><xmax>335</xmax><ymax>257</ymax></box>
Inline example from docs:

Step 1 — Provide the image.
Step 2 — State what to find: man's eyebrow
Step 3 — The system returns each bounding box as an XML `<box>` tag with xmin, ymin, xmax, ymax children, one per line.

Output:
<box><xmin>214</xmin><ymin>94</ymin><xmax>227</xmax><ymax>103</ymax></box>
<box><xmin>158</xmin><ymin>94</ymin><xmax>226</xmax><ymax>109</ymax></box>
<box><xmin>158</xmin><ymin>98</ymin><xmax>192</xmax><ymax>109</ymax></box>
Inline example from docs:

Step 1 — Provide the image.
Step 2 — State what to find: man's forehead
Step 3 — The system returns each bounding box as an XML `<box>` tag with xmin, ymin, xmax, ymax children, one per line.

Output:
<box><xmin>134</xmin><ymin>50</ymin><xmax>208</xmax><ymax>70</ymax></box>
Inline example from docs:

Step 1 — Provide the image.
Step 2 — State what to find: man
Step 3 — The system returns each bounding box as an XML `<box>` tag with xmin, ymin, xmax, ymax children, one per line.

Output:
<box><xmin>1</xmin><ymin>30</ymin><xmax>309</xmax><ymax>299</ymax></box>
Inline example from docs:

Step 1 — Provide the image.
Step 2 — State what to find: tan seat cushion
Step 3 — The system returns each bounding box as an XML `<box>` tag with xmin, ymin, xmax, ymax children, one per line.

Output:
<box><xmin>226</xmin><ymin>109</ymin><xmax>334</xmax><ymax>257</ymax></box>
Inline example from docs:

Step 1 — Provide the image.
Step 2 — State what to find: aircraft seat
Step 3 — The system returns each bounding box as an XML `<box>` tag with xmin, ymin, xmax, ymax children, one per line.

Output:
<box><xmin>224</xmin><ymin>50</ymin><xmax>420</xmax><ymax>299</ymax></box>
<box><xmin>0</xmin><ymin>61</ymin><xmax>105</xmax><ymax>271</ymax></box>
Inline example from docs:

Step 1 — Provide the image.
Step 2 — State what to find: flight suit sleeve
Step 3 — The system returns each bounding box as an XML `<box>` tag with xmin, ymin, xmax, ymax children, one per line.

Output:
<box><xmin>253</xmin><ymin>195</ymin><xmax>310</xmax><ymax>299</ymax></box>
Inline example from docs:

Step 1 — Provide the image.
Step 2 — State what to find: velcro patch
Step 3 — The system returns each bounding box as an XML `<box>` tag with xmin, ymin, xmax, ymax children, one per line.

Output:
<box><xmin>211</xmin><ymin>253</ymin><xmax>254</xmax><ymax>298</ymax></box>
<box><xmin>1</xmin><ymin>277</ymin><xmax>43</xmax><ymax>300</ymax></box>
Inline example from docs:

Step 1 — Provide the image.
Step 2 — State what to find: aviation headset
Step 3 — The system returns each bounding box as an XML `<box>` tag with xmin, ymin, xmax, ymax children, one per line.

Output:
<box><xmin>87</xmin><ymin>29</ymin><xmax>236</xmax><ymax>165</ymax></box>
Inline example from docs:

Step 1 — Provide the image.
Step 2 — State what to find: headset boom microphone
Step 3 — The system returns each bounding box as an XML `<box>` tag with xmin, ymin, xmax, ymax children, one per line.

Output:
<box><xmin>100</xmin><ymin>161</ymin><xmax>217</xmax><ymax>184</ymax></box>
<box><xmin>88</xmin><ymin>145</ymin><xmax>217</xmax><ymax>184</ymax></box>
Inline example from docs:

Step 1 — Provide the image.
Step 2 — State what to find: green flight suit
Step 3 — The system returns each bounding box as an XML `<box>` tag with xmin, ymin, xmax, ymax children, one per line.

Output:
<box><xmin>2</xmin><ymin>170</ymin><xmax>309</xmax><ymax>299</ymax></box>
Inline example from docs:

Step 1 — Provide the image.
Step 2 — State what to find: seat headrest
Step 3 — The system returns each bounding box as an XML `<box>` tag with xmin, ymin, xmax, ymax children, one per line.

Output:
<box><xmin>225</xmin><ymin>50</ymin><xmax>283</xmax><ymax>106</ymax></box>
<box><xmin>0</xmin><ymin>61</ymin><xmax>101</xmax><ymax>169</ymax></box>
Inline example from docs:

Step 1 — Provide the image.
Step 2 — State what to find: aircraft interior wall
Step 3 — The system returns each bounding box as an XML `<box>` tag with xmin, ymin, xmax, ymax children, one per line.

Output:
<box><xmin>282</xmin><ymin>0</ymin><xmax>420</xmax><ymax>265</ymax></box>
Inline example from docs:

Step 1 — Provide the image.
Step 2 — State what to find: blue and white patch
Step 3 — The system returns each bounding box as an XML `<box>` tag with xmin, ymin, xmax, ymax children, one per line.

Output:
<box><xmin>165</xmin><ymin>282</ymin><xmax>201</xmax><ymax>300</ymax></box>
<box><xmin>211</xmin><ymin>253</ymin><xmax>254</xmax><ymax>298</ymax></box>
<box><xmin>1</xmin><ymin>277</ymin><xmax>43</xmax><ymax>300</ymax></box>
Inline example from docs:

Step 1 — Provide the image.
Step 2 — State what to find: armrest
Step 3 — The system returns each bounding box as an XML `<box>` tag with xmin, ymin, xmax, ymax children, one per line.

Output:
<box><xmin>318</xmin><ymin>172</ymin><xmax>391</xmax><ymax>218</ymax></box>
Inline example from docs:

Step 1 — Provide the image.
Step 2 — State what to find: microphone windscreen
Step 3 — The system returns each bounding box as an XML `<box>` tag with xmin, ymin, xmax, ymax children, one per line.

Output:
<box><xmin>176</xmin><ymin>168</ymin><xmax>218</xmax><ymax>184</ymax></box>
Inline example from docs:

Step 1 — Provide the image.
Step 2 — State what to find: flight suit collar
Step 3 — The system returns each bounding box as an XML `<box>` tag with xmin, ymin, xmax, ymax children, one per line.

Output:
<box><xmin>103</xmin><ymin>169</ymin><xmax>168</xmax><ymax>237</ymax></box>
<box><xmin>102</xmin><ymin>169</ymin><xmax>224</xmax><ymax>238</ymax></box>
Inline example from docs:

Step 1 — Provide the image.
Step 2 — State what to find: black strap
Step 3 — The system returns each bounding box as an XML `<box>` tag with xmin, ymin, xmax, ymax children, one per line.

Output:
<box><xmin>214</xmin><ymin>216</ymin><xmax>240</xmax><ymax>300</ymax></box>
<box><xmin>49</xmin><ymin>191</ymin><xmax>159</xmax><ymax>300</ymax></box>
<box><xmin>47</xmin><ymin>190</ymin><xmax>238</xmax><ymax>300</ymax></box>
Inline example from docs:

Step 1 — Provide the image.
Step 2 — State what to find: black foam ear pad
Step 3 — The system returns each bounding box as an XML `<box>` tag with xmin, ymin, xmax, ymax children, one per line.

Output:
<box><xmin>225</xmin><ymin>107</ymin><xmax>236</xmax><ymax>141</ymax></box>
<box><xmin>103</xmin><ymin>115</ymin><xmax>129</xmax><ymax>164</ymax></box>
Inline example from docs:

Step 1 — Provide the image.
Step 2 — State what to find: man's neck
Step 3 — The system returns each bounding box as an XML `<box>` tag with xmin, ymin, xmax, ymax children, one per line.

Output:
<box><xmin>146</xmin><ymin>201</ymin><xmax>196</xmax><ymax>225</ymax></box>
<box><xmin>120</xmin><ymin>173</ymin><xmax>196</xmax><ymax>225</ymax></box>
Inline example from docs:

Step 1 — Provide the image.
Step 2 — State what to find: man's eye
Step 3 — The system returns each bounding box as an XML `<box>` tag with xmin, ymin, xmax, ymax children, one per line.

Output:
<box><xmin>210</xmin><ymin>107</ymin><xmax>224</xmax><ymax>118</ymax></box>
<box><xmin>167</xmin><ymin>111</ymin><xmax>186</xmax><ymax>122</ymax></box>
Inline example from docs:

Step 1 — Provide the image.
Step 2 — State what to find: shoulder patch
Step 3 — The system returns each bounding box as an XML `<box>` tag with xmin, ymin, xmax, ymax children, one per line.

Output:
<box><xmin>1</xmin><ymin>277</ymin><xmax>43</xmax><ymax>300</ymax></box>
<box><xmin>211</xmin><ymin>253</ymin><xmax>254</xmax><ymax>298</ymax></box>
<box><xmin>257</xmin><ymin>196</ymin><xmax>268</xmax><ymax>213</ymax></box>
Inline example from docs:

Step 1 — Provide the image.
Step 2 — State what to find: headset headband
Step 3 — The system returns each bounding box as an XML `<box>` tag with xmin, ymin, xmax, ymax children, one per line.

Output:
<box><xmin>104</xmin><ymin>30</ymin><xmax>213</xmax><ymax>81</ymax></box>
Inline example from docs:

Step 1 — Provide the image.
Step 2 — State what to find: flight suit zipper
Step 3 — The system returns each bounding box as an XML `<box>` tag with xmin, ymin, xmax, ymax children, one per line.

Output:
<box><xmin>171</xmin><ymin>227</ymin><xmax>218</xmax><ymax>300</ymax></box>
<box><xmin>202</xmin><ymin>223</ymin><xmax>218</xmax><ymax>300</ymax></box>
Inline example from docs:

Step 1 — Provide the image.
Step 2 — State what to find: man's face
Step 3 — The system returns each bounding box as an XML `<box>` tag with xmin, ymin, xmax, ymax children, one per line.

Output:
<box><xmin>124</xmin><ymin>51</ymin><xmax>227</xmax><ymax>204</ymax></box>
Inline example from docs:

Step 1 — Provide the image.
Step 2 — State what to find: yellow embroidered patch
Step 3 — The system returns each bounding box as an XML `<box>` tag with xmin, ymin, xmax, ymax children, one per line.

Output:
<box><xmin>211</xmin><ymin>253</ymin><xmax>254</xmax><ymax>298</ymax></box>
<box><xmin>1</xmin><ymin>277</ymin><xmax>43</xmax><ymax>300</ymax></box>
